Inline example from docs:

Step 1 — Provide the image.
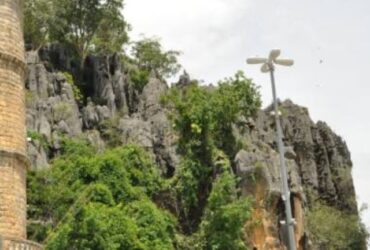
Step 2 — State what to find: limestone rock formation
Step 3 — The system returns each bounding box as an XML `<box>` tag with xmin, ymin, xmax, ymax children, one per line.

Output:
<box><xmin>24</xmin><ymin>47</ymin><xmax>361</xmax><ymax>249</ymax></box>
<box><xmin>234</xmin><ymin>100</ymin><xmax>359</xmax><ymax>249</ymax></box>
<box><xmin>25</xmin><ymin>48</ymin><xmax>178</xmax><ymax>175</ymax></box>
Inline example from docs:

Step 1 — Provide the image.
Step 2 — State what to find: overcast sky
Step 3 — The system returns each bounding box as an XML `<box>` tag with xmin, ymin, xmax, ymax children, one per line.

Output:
<box><xmin>124</xmin><ymin>0</ymin><xmax>370</xmax><ymax>229</ymax></box>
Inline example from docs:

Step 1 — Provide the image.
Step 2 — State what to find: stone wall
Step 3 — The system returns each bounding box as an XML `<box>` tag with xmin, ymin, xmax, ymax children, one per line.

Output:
<box><xmin>0</xmin><ymin>0</ymin><xmax>28</xmax><ymax>245</ymax></box>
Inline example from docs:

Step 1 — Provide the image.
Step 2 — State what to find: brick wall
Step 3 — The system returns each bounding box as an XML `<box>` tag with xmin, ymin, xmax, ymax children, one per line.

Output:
<box><xmin>0</xmin><ymin>154</ymin><xmax>27</xmax><ymax>239</ymax></box>
<box><xmin>0</xmin><ymin>0</ymin><xmax>24</xmax><ymax>62</ymax></box>
<box><xmin>0</xmin><ymin>0</ymin><xmax>28</xmax><ymax>244</ymax></box>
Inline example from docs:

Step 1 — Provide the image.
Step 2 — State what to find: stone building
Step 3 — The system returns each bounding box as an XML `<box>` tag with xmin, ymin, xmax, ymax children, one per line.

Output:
<box><xmin>0</xmin><ymin>0</ymin><xmax>42</xmax><ymax>249</ymax></box>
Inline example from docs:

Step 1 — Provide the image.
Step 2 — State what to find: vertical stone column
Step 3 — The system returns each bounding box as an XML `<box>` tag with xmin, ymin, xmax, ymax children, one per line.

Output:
<box><xmin>0</xmin><ymin>0</ymin><xmax>28</xmax><ymax>241</ymax></box>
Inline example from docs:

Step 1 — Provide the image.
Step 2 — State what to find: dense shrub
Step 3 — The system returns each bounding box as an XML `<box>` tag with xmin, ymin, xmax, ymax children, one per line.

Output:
<box><xmin>307</xmin><ymin>202</ymin><xmax>368</xmax><ymax>249</ymax></box>
<box><xmin>27</xmin><ymin>139</ymin><xmax>175</xmax><ymax>249</ymax></box>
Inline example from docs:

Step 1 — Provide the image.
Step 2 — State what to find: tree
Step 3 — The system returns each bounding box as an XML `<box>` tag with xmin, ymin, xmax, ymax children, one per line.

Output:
<box><xmin>200</xmin><ymin>167</ymin><xmax>251</xmax><ymax>250</ymax></box>
<box><xmin>132</xmin><ymin>37</ymin><xmax>181</xmax><ymax>78</ymax></box>
<box><xmin>92</xmin><ymin>0</ymin><xmax>130</xmax><ymax>55</ymax></box>
<box><xmin>24</xmin><ymin>0</ymin><xmax>53</xmax><ymax>49</ymax></box>
<box><xmin>24</xmin><ymin>0</ymin><xmax>129</xmax><ymax>60</ymax></box>
<box><xmin>51</xmin><ymin>0</ymin><xmax>129</xmax><ymax>66</ymax></box>
<box><xmin>212</xmin><ymin>71</ymin><xmax>261</xmax><ymax>157</ymax></box>
<box><xmin>162</xmin><ymin>74</ymin><xmax>260</xmax><ymax>239</ymax></box>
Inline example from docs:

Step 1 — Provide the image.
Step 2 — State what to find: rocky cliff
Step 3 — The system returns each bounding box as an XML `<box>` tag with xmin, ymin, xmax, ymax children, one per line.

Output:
<box><xmin>24</xmin><ymin>47</ymin><xmax>364</xmax><ymax>249</ymax></box>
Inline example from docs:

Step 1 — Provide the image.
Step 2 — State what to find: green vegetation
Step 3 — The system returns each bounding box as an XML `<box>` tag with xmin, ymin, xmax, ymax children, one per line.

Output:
<box><xmin>28</xmin><ymin>139</ymin><xmax>175</xmax><ymax>249</ymax></box>
<box><xmin>52</xmin><ymin>0</ymin><xmax>128</xmax><ymax>63</ymax></box>
<box><xmin>99</xmin><ymin>116</ymin><xmax>122</xmax><ymax>148</ymax></box>
<box><xmin>161</xmin><ymin>75</ymin><xmax>260</xmax><ymax>248</ymax></box>
<box><xmin>24</xmin><ymin>0</ymin><xmax>181</xmax><ymax>94</ymax></box>
<box><xmin>24</xmin><ymin>0</ymin><xmax>129</xmax><ymax>64</ymax></box>
<box><xmin>128</xmin><ymin>66</ymin><xmax>151</xmax><ymax>92</ymax></box>
<box><xmin>27</xmin><ymin>138</ymin><xmax>252</xmax><ymax>249</ymax></box>
<box><xmin>24</xmin><ymin>0</ymin><xmax>52</xmax><ymax>50</ymax></box>
<box><xmin>61</xmin><ymin>72</ymin><xmax>83</xmax><ymax>102</ymax></box>
<box><xmin>198</xmin><ymin>164</ymin><xmax>251</xmax><ymax>250</ymax></box>
<box><xmin>27</xmin><ymin>130</ymin><xmax>50</xmax><ymax>152</ymax></box>
<box><xmin>25</xmin><ymin>90</ymin><xmax>37</xmax><ymax>107</ymax></box>
<box><xmin>307</xmin><ymin>202</ymin><xmax>368</xmax><ymax>249</ymax></box>
<box><xmin>53</xmin><ymin>102</ymin><xmax>73</xmax><ymax>121</ymax></box>
<box><xmin>131</xmin><ymin>37</ymin><xmax>181</xmax><ymax>79</ymax></box>
<box><xmin>162</xmin><ymin>71</ymin><xmax>261</xmax><ymax>159</ymax></box>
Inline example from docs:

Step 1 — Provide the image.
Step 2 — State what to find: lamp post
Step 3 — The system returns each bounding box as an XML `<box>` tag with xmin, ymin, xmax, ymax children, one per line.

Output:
<box><xmin>247</xmin><ymin>50</ymin><xmax>296</xmax><ymax>250</ymax></box>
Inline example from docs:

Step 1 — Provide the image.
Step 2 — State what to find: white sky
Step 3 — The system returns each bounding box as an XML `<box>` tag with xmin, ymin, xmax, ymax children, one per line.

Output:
<box><xmin>124</xmin><ymin>0</ymin><xmax>370</xmax><ymax>229</ymax></box>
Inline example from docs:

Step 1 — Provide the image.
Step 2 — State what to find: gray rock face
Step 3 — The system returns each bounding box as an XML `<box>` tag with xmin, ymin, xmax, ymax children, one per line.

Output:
<box><xmin>234</xmin><ymin>100</ymin><xmax>358</xmax><ymax>248</ymax></box>
<box><xmin>84</xmin><ymin>130</ymin><xmax>106</xmax><ymax>152</ymax></box>
<box><xmin>118</xmin><ymin>116</ymin><xmax>154</xmax><ymax>149</ymax></box>
<box><xmin>139</xmin><ymin>77</ymin><xmax>168</xmax><ymax>119</ymax></box>
<box><xmin>26</xmin><ymin>50</ymin><xmax>83</xmax><ymax>168</ymax></box>
<box><xmin>84</xmin><ymin>53</ymin><xmax>138</xmax><ymax>115</ymax></box>
<box><xmin>82</xmin><ymin>98</ymin><xmax>112</xmax><ymax>129</ymax></box>
<box><xmin>28</xmin><ymin>140</ymin><xmax>49</xmax><ymax>170</ymax></box>
<box><xmin>149</xmin><ymin>112</ymin><xmax>179</xmax><ymax>176</ymax></box>
<box><xmin>26</xmin><ymin>48</ymin><xmax>178</xmax><ymax>174</ymax></box>
<box><xmin>238</xmin><ymin>100</ymin><xmax>357</xmax><ymax>212</ymax></box>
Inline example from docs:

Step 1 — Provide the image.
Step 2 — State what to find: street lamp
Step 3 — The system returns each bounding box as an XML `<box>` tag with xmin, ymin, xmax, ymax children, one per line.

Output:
<box><xmin>247</xmin><ymin>49</ymin><xmax>296</xmax><ymax>250</ymax></box>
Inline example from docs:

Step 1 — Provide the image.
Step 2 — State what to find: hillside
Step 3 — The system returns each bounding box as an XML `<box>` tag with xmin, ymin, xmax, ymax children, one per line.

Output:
<box><xmin>25</xmin><ymin>46</ymin><xmax>367</xmax><ymax>249</ymax></box>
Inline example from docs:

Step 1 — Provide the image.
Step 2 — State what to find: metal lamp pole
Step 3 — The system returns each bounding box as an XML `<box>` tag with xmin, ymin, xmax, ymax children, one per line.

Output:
<box><xmin>247</xmin><ymin>50</ymin><xmax>296</xmax><ymax>250</ymax></box>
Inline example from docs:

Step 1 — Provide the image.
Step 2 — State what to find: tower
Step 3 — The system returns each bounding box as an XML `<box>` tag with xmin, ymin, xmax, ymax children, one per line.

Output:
<box><xmin>0</xmin><ymin>0</ymin><xmax>41</xmax><ymax>249</ymax></box>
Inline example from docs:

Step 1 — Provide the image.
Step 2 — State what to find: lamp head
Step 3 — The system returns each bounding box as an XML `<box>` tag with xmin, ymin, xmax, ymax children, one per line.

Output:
<box><xmin>275</xmin><ymin>58</ymin><xmax>294</xmax><ymax>66</ymax></box>
<box><xmin>247</xmin><ymin>57</ymin><xmax>267</xmax><ymax>64</ymax></box>
<box><xmin>269</xmin><ymin>49</ymin><xmax>281</xmax><ymax>62</ymax></box>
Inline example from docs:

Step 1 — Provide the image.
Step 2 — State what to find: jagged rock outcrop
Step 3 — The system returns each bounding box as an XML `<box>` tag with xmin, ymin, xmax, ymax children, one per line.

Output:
<box><xmin>84</xmin><ymin>53</ymin><xmax>140</xmax><ymax>115</ymax></box>
<box><xmin>25</xmin><ymin>48</ymin><xmax>178</xmax><ymax>174</ymax></box>
<box><xmin>234</xmin><ymin>100</ymin><xmax>358</xmax><ymax>249</ymax></box>
<box><xmin>26</xmin><ymin>51</ymin><xmax>82</xmax><ymax>169</ymax></box>
<box><xmin>139</xmin><ymin>77</ymin><xmax>168</xmax><ymax>119</ymax></box>
<box><xmin>25</xmin><ymin>47</ymin><xmax>361</xmax><ymax>249</ymax></box>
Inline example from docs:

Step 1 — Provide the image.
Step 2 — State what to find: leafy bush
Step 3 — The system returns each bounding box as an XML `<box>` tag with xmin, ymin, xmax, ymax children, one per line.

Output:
<box><xmin>129</xmin><ymin>67</ymin><xmax>150</xmax><ymax>92</ymax></box>
<box><xmin>174</xmin><ymin>156</ymin><xmax>252</xmax><ymax>250</ymax></box>
<box><xmin>99</xmin><ymin>116</ymin><xmax>122</xmax><ymax>148</ymax></box>
<box><xmin>27</xmin><ymin>130</ymin><xmax>49</xmax><ymax>152</ymax></box>
<box><xmin>307</xmin><ymin>202</ymin><xmax>368</xmax><ymax>249</ymax></box>
<box><xmin>199</xmin><ymin>164</ymin><xmax>252</xmax><ymax>250</ymax></box>
<box><xmin>61</xmin><ymin>72</ymin><xmax>83</xmax><ymax>102</ymax></box>
<box><xmin>27</xmin><ymin>139</ymin><xmax>175</xmax><ymax>249</ymax></box>
<box><xmin>163</xmin><ymin>72</ymin><xmax>261</xmax><ymax>159</ymax></box>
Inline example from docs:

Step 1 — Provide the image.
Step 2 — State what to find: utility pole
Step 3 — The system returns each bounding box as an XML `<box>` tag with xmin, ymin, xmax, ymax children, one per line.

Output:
<box><xmin>247</xmin><ymin>50</ymin><xmax>296</xmax><ymax>250</ymax></box>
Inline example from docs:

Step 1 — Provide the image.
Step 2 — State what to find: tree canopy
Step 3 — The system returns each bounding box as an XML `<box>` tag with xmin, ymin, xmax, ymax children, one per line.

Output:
<box><xmin>131</xmin><ymin>37</ymin><xmax>181</xmax><ymax>78</ymax></box>
<box><xmin>24</xmin><ymin>0</ymin><xmax>129</xmax><ymax>64</ymax></box>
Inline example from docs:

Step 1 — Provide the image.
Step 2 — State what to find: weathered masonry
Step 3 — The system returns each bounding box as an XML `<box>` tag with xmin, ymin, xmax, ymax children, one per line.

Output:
<box><xmin>0</xmin><ymin>0</ymin><xmax>42</xmax><ymax>249</ymax></box>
